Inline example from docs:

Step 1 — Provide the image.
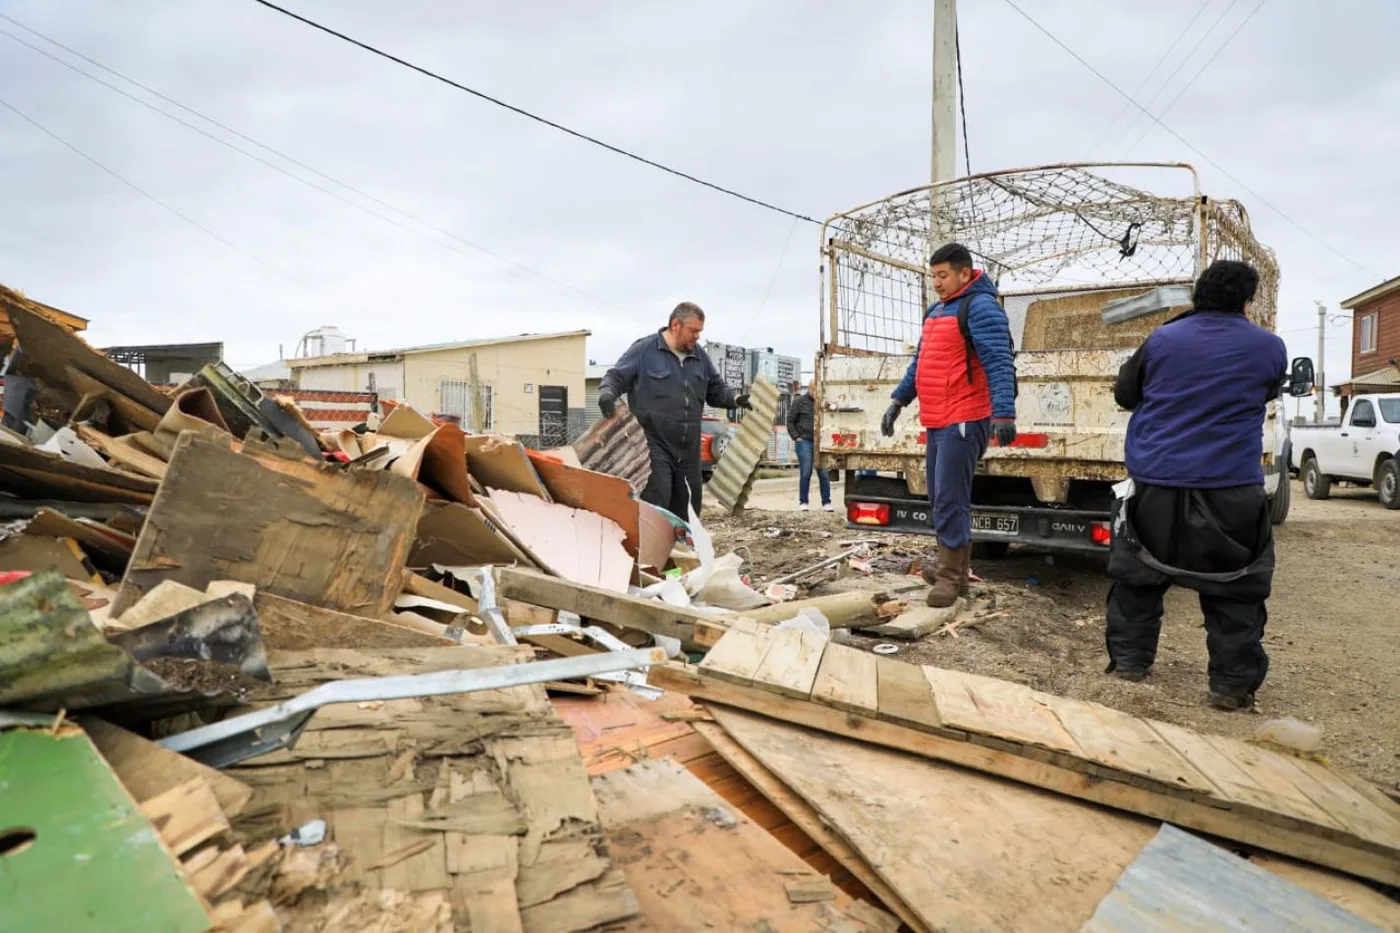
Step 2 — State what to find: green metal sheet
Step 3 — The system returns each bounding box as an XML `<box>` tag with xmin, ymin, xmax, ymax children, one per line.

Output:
<box><xmin>0</xmin><ymin>727</ymin><xmax>211</xmax><ymax>933</ymax></box>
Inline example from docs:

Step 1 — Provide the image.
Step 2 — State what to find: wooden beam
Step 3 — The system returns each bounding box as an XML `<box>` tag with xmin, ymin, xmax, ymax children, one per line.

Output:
<box><xmin>495</xmin><ymin>566</ymin><xmax>729</xmax><ymax>646</ymax></box>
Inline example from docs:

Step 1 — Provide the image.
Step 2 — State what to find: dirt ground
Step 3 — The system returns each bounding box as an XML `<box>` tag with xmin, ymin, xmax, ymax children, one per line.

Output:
<box><xmin>705</xmin><ymin>478</ymin><xmax>1400</xmax><ymax>789</ymax></box>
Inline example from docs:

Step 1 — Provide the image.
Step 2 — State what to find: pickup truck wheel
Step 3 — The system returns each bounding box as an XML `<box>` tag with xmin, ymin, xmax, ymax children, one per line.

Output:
<box><xmin>972</xmin><ymin>542</ymin><xmax>1011</xmax><ymax>560</ymax></box>
<box><xmin>1268</xmin><ymin>471</ymin><xmax>1291</xmax><ymax>525</ymax></box>
<box><xmin>1377</xmin><ymin>459</ymin><xmax>1400</xmax><ymax>510</ymax></box>
<box><xmin>1303</xmin><ymin>458</ymin><xmax>1331</xmax><ymax>500</ymax></box>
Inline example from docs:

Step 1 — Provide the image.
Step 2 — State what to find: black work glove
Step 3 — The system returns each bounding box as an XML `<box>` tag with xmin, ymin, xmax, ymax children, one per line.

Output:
<box><xmin>992</xmin><ymin>418</ymin><xmax>1017</xmax><ymax>447</ymax></box>
<box><xmin>734</xmin><ymin>394</ymin><xmax>753</xmax><ymax>411</ymax></box>
<box><xmin>880</xmin><ymin>402</ymin><xmax>903</xmax><ymax>437</ymax></box>
<box><xmin>598</xmin><ymin>392</ymin><xmax>618</xmax><ymax>419</ymax></box>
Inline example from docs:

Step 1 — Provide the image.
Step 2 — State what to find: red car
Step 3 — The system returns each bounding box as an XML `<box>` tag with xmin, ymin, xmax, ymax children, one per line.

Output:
<box><xmin>700</xmin><ymin>417</ymin><xmax>731</xmax><ymax>482</ymax></box>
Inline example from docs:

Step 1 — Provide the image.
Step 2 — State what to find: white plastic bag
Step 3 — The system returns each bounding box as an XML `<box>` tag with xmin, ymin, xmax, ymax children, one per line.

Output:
<box><xmin>695</xmin><ymin>553</ymin><xmax>768</xmax><ymax>611</ymax></box>
<box><xmin>775</xmin><ymin>607</ymin><xmax>831</xmax><ymax>640</ymax></box>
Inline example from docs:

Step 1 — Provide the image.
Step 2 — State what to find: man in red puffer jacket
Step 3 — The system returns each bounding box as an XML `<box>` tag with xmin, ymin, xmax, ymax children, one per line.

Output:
<box><xmin>882</xmin><ymin>243</ymin><xmax>1018</xmax><ymax>608</ymax></box>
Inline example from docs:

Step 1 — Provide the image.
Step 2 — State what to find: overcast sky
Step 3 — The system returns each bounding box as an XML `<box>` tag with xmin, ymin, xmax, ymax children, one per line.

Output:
<box><xmin>2</xmin><ymin>0</ymin><xmax>1396</xmax><ymax>406</ymax></box>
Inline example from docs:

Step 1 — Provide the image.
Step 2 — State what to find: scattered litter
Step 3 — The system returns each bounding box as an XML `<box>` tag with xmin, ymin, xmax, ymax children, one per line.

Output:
<box><xmin>872</xmin><ymin>643</ymin><xmax>899</xmax><ymax>655</ymax></box>
<box><xmin>701</xmin><ymin>806</ymin><xmax>738</xmax><ymax>830</ymax></box>
<box><xmin>279</xmin><ymin>818</ymin><xmax>327</xmax><ymax>847</ymax></box>
<box><xmin>763</xmin><ymin>527</ymin><xmax>784</xmax><ymax>539</ymax></box>
<box><xmin>1255</xmin><ymin>717</ymin><xmax>1323</xmax><ymax>755</ymax></box>
<box><xmin>775</xmin><ymin>607</ymin><xmax>831</xmax><ymax>639</ymax></box>
<box><xmin>849</xmin><ymin>557</ymin><xmax>874</xmax><ymax>574</ymax></box>
<box><xmin>764</xmin><ymin>583</ymin><xmax>798</xmax><ymax>602</ymax></box>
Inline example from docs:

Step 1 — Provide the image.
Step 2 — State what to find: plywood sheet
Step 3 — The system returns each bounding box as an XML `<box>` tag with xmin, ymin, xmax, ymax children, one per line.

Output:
<box><xmin>531</xmin><ymin>456</ymin><xmax>640</xmax><ymax>558</ymax></box>
<box><xmin>591</xmin><ymin>759</ymin><xmax>894</xmax><ymax>933</ymax></box>
<box><xmin>486</xmin><ymin>489</ymin><xmax>632</xmax><ymax>593</ymax></box>
<box><xmin>112</xmin><ymin>432</ymin><xmax>423</xmax><ymax>618</ymax></box>
<box><xmin>410</xmin><ymin>500</ymin><xmax>531</xmax><ymax>569</ymax></box>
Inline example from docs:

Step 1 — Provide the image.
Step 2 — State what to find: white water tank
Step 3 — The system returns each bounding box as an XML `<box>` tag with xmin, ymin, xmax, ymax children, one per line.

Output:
<box><xmin>301</xmin><ymin>326</ymin><xmax>350</xmax><ymax>358</ymax></box>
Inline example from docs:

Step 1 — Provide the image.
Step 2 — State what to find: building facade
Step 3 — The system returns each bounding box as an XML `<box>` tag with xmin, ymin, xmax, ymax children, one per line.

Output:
<box><xmin>287</xmin><ymin>330</ymin><xmax>589</xmax><ymax>447</ymax></box>
<box><xmin>1338</xmin><ymin>276</ymin><xmax>1400</xmax><ymax>397</ymax></box>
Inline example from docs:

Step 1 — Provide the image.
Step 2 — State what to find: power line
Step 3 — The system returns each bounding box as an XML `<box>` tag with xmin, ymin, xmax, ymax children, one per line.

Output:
<box><xmin>1100</xmin><ymin>0</ymin><xmax>1240</xmax><ymax>156</ymax></box>
<box><xmin>998</xmin><ymin>0</ymin><xmax>1378</xmax><ymax>279</ymax></box>
<box><xmin>0</xmin><ymin>16</ymin><xmax>641</xmax><ymax>320</ymax></box>
<box><xmin>0</xmin><ymin>93</ymin><xmax>341</xmax><ymax>300</ymax></box>
<box><xmin>247</xmin><ymin>0</ymin><xmax>821</xmax><ymax>226</ymax></box>
<box><xmin>1122</xmin><ymin>0</ymin><xmax>1270</xmax><ymax>156</ymax></box>
<box><xmin>1086</xmin><ymin>0</ymin><xmax>1213</xmax><ymax>157</ymax></box>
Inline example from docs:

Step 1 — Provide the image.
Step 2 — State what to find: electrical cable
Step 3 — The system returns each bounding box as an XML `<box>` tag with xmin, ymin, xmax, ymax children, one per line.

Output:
<box><xmin>0</xmin><ymin>16</ymin><xmax>641</xmax><ymax>319</ymax></box>
<box><xmin>1086</xmin><ymin>0</ymin><xmax>1213</xmax><ymax>157</ymax></box>
<box><xmin>998</xmin><ymin>0</ymin><xmax>1378</xmax><ymax>279</ymax></box>
<box><xmin>1122</xmin><ymin>0</ymin><xmax>1270</xmax><ymax>156</ymax></box>
<box><xmin>247</xmin><ymin>0</ymin><xmax>821</xmax><ymax>225</ymax></box>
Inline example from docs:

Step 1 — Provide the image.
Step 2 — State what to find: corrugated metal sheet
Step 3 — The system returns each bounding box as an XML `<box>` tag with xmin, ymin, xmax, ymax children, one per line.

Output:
<box><xmin>708</xmin><ymin>375</ymin><xmax>780</xmax><ymax>513</ymax></box>
<box><xmin>1082</xmin><ymin>825</ymin><xmax>1381</xmax><ymax>932</ymax></box>
<box><xmin>571</xmin><ymin>407</ymin><xmax>651</xmax><ymax>493</ymax></box>
<box><xmin>1346</xmin><ymin>365</ymin><xmax>1400</xmax><ymax>388</ymax></box>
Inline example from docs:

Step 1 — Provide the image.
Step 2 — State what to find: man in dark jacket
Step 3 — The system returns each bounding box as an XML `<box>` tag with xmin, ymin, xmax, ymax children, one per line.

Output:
<box><xmin>882</xmin><ymin>243</ymin><xmax>1018</xmax><ymax>608</ymax></box>
<box><xmin>599</xmin><ymin>303</ymin><xmax>750</xmax><ymax>519</ymax></box>
<box><xmin>786</xmin><ymin>380</ymin><xmax>831</xmax><ymax>511</ymax></box>
<box><xmin>1107</xmin><ymin>259</ymin><xmax>1288</xmax><ymax>711</ymax></box>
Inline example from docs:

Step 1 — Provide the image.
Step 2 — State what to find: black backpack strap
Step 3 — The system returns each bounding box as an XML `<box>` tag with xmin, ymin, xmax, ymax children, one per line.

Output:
<box><xmin>956</xmin><ymin>294</ymin><xmax>976</xmax><ymax>385</ymax></box>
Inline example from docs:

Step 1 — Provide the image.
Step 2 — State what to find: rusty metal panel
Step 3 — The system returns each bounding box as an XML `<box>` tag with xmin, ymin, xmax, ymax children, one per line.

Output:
<box><xmin>708</xmin><ymin>376</ymin><xmax>780</xmax><ymax>513</ymax></box>
<box><xmin>570</xmin><ymin>408</ymin><xmax>651</xmax><ymax>494</ymax></box>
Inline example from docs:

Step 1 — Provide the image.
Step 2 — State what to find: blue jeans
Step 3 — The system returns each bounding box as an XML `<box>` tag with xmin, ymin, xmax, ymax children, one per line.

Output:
<box><xmin>925</xmin><ymin>419</ymin><xmax>991</xmax><ymax>548</ymax></box>
<box><xmin>795</xmin><ymin>439</ymin><xmax>830</xmax><ymax>506</ymax></box>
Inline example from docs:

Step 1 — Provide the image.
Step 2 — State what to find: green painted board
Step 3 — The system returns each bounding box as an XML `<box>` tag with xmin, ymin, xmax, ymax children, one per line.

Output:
<box><xmin>0</xmin><ymin>728</ymin><xmax>210</xmax><ymax>933</ymax></box>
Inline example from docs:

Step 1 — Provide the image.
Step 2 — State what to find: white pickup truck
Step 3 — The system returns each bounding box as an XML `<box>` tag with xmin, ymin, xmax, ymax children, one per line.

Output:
<box><xmin>1291</xmin><ymin>392</ymin><xmax>1400</xmax><ymax>509</ymax></box>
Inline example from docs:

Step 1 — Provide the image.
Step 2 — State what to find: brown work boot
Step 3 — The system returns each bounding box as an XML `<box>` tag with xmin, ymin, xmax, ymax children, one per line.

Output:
<box><xmin>926</xmin><ymin>545</ymin><xmax>968</xmax><ymax>608</ymax></box>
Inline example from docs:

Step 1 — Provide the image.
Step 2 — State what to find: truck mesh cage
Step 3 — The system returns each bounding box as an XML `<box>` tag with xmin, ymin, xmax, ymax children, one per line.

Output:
<box><xmin>820</xmin><ymin>163</ymin><xmax>1278</xmax><ymax>355</ymax></box>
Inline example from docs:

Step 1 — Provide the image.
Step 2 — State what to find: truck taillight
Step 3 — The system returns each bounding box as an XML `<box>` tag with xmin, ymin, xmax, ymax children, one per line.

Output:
<box><xmin>831</xmin><ymin>431</ymin><xmax>858</xmax><ymax>448</ymax></box>
<box><xmin>847</xmin><ymin>502</ymin><xmax>891</xmax><ymax>525</ymax></box>
<box><xmin>1000</xmin><ymin>433</ymin><xmax>1050</xmax><ymax>448</ymax></box>
<box><xmin>1091</xmin><ymin>521</ymin><xmax>1111</xmax><ymax>546</ymax></box>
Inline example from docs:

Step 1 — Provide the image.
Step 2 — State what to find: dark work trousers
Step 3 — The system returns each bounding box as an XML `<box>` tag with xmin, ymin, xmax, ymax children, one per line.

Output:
<box><xmin>1105</xmin><ymin>482</ymin><xmax>1274</xmax><ymax>699</ymax></box>
<box><xmin>641</xmin><ymin>435</ymin><xmax>704</xmax><ymax>520</ymax></box>
<box><xmin>924</xmin><ymin>419</ymin><xmax>992</xmax><ymax>549</ymax></box>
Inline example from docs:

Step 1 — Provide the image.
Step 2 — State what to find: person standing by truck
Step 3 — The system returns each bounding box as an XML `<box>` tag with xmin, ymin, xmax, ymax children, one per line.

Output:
<box><xmin>1106</xmin><ymin>259</ymin><xmax>1288</xmax><ymax>711</ymax></box>
<box><xmin>599</xmin><ymin>302</ymin><xmax>750</xmax><ymax>519</ymax></box>
<box><xmin>787</xmin><ymin>380</ymin><xmax>833</xmax><ymax>511</ymax></box>
<box><xmin>881</xmin><ymin>243</ymin><xmax>1018</xmax><ymax>607</ymax></box>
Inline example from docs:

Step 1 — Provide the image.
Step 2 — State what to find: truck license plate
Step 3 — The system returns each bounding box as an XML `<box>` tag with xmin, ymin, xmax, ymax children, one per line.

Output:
<box><xmin>972</xmin><ymin>513</ymin><xmax>1019</xmax><ymax>536</ymax></box>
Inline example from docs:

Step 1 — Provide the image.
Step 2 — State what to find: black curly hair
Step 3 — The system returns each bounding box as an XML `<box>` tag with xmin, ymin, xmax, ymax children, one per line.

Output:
<box><xmin>1192</xmin><ymin>260</ymin><xmax>1259</xmax><ymax>314</ymax></box>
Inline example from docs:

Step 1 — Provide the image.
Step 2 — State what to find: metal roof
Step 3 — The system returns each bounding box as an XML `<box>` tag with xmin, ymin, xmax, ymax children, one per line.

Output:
<box><xmin>288</xmin><ymin>329</ymin><xmax>590</xmax><ymax>368</ymax></box>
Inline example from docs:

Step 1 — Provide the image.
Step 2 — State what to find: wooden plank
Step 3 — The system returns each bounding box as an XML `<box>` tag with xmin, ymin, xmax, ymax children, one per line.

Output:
<box><xmin>73</xmin><ymin>424</ymin><xmax>168</xmax><ymax>479</ymax></box>
<box><xmin>750</xmin><ymin>625</ymin><xmax>826</xmax><ymax>699</ymax></box>
<box><xmin>693</xmin><ymin>719</ymin><xmax>926</xmax><ymax>933</ymax></box>
<box><xmin>590</xmin><ymin>759</ymin><xmax>892</xmax><ymax>933</ymax></box>
<box><xmin>0</xmin><ymin>440</ymin><xmax>158</xmax><ymax>504</ymax></box>
<box><xmin>254</xmin><ymin>592</ymin><xmax>453</xmax><ymax>651</ymax></box>
<box><xmin>810</xmin><ymin>640</ymin><xmax>878</xmax><ymax>715</ymax></box>
<box><xmin>80</xmin><ymin>717</ymin><xmax>252</xmax><ymax>817</ymax></box>
<box><xmin>495</xmin><ymin>565</ymin><xmax>717</xmax><ymax>644</ymax></box>
<box><xmin>711</xmin><ymin>706</ymin><xmax>1155</xmax><ymax>933</ymax></box>
<box><xmin>1082</xmin><ymin>824</ymin><xmax>1382</xmax><ymax>933</ymax></box>
<box><xmin>698</xmin><ymin>624</ymin><xmax>777</xmax><ymax>687</ymax></box>
<box><xmin>139</xmin><ymin>777</ymin><xmax>230</xmax><ymax>857</ymax></box>
<box><xmin>648</xmin><ymin>662</ymin><xmax>1400</xmax><ymax>886</ymax></box>
<box><xmin>113</xmin><ymin>432</ymin><xmax>423</xmax><ymax>618</ymax></box>
<box><xmin>938</xmin><ymin>667</ymin><xmax>1085</xmax><ymax>758</ymax></box>
<box><xmin>922</xmin><ymin>664</ymin><xmax>991</xmax><ymax>734</ymax></box>
<box><xmin>874</xmin><ymin>655</ymin><xmax>943</xmax><ymax>730</ymax></box>
<box><xmin>1042</xmin><ymin>694</ymin><xmax>1216</xmax><ymax>794</ymax></box>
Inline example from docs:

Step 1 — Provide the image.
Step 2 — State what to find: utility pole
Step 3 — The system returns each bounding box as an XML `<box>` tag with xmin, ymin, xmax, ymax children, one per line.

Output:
<box><xmin>1315</xmin><ymin>301</ymin><xmax>1326</xmax><ymax>423</ymax></box>
<box><xmin>928</xmin><ymin>0</ymin><xmax>958</xmax><ymax>272</ymax></box>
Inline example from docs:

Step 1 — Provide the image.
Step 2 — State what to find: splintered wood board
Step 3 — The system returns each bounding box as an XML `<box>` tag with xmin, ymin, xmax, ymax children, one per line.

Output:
<box><xmin>112</xmin><ymin>432</ymin><xmax>424</xmax><ymax>618</ymax></box>
<box><xmin>591</xmin><ymin>759</ymin><xmax>896</xmax><ymax>933</ymax></box>
<box><xmin>648</xmin><ymin>627</ymin><xmax>1400</xmax><ymax>886</ymax></box>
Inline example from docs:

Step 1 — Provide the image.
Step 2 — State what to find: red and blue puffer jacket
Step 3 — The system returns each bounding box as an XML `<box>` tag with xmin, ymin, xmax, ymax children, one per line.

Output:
<box><xmin>891</xmin><ymin>271</ymin><xmax>1017</xmax><ymax>430</ymax></box>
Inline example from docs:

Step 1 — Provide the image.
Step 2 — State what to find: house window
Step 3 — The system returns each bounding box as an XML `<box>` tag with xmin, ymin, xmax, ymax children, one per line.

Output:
<box><xmin>439</xmin><ymin>380</ymin><xmax>493</xmax><ymax>431</ymax></box>
<box><xmin>1360</xmin><ymin>312</ymin><xmax>1378</xmax><ymax>354</ymax></box>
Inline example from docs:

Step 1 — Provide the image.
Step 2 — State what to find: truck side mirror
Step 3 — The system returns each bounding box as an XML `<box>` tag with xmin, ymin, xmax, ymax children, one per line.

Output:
<box><xmin>1287</xmin><ymin>357</ymin><xmax>1315</xmax><ymax>397</ymax></box>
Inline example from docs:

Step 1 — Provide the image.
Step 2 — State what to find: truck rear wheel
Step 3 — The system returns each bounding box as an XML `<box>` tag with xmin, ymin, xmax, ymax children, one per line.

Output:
<box><xmin>1268</xmin><ymin>472</ymin><xmax>1291</xmax><ymax>525</ymax></box>
<box><xmin>1377</xmin><ymin>459</ymin><xmax>1400</xmax><ymax>510</ymax></box>
<box><xmin>1303</xmin><ymin>458</ymin><xmax>1331</xmax><ymax>500</ymax></box>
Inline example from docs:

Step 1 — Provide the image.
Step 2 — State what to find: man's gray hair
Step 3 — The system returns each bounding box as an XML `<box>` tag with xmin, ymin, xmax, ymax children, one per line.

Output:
<box><xmin>669</xmin><ymin>302</ymin><xmax>705</xmax><ymax>326</ymax></box>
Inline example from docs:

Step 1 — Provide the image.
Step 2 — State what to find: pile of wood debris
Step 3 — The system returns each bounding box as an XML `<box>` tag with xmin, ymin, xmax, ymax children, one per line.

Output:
<box><xmin>2</xmin><ymin>288</ymin><xmax>1399</xmax><ymax>932</ymax></box>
